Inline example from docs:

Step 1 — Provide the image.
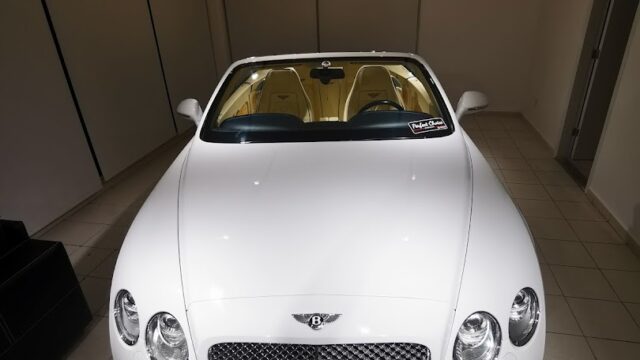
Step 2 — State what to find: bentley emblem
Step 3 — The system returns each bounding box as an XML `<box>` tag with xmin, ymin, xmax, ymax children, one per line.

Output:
<box><xmin>292</xmin><ymin>313</ymin><xmax>341</xmax><ymax>330</ymax></box>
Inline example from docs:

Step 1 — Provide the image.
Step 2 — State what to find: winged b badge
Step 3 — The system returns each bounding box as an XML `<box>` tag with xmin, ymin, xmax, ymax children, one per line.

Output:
<box><xmin>292</xmin><ymin>313</ymin><xmax>341</xmax><ymax>330</ymax></box>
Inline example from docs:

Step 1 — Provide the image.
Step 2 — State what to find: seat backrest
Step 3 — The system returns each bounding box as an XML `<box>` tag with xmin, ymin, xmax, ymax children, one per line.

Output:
<box><xmin>343</xmin><ymin>65</ymin><xmax>403</xmax><ymax>120</ymax></box>
<box><xmin>256</xmin><ymin>69</ymin><xmax>313</xmax><ymax>121</ymax></box>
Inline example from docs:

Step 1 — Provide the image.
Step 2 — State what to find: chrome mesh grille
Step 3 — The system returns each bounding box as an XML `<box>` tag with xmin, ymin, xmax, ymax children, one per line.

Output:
<box><xmin>208</xmin><ymin>342</ymin><xmax>430</xmax><ymax>360</ymax></box>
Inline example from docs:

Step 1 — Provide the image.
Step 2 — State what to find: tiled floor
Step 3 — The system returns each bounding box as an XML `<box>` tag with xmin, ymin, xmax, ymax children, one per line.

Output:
<box><xmin>47</xmin><ymin>114</ymin><xmax>639</xmax><ymax>359</ymax></box>
<box><xmin>464</xmin><ymin>113</ymin><xmax>640</xmax><ymax>359</ymax></box>
<box><xmin>42</xmin><ymin>137</ymin><xmax>190</xmax><ymax>360</ymax></box>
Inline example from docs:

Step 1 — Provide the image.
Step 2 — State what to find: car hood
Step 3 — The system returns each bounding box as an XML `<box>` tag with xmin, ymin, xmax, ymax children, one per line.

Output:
<box><xmin>179</xmin><ymin>134</ymin><xmax>472</xmax><ymax>306</ymax></box>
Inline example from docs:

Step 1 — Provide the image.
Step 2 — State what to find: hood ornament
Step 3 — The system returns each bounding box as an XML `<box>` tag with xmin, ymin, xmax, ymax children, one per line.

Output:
<box><xmin>292</xmin><ymin>313</ymin><xmax>341</xmax><ymax>330</ymax></box>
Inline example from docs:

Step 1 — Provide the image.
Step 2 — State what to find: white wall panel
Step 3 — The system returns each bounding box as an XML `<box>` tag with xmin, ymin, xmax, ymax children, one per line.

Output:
<box><xmin>225</xmin><ymin>0</ymin><xmax>318</xmax><ymax>60</ymax></box>
<box><xmin>149</xmin><ymin>0</ymin><xmax>218</xmax><ymax>132</ymax></box>
<box><xmin>523</xmin><ymin>0</ymin><xmax>593</xmax><ymax>151</ymax></box>
<box><xmin>207</xmin><ymin>0</ymin><xmax>232</xmax><ymax>77</ymax></box>
<box><xmin>319</xmin><ymin>0</ymin><xmax>419</xmax><ymax>52</ymax></box>
<box><xmin>0</xmin><ymin>0</ymin><xmax>102</xmax><ymax>233</ymax></box>
<box><xmin>418</xmin><ymin>0</ymin><xmax>541</xmax><ymax>111</ymax></box>
<box><xmin>589</xmin><ymin>8</ymin><xmax>640</xmax><ymax>246</ymax></box>
<box><xmin>46</xmin><ymin>0</ymin><xmax>176</xmax><ymax>179</ymax></box>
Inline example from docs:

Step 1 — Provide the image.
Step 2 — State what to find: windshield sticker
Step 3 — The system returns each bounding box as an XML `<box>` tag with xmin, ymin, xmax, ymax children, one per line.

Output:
<box><xmin>408</xmin><ymin>118</ymin><xmax>448</xmax><ymax>134</ymax></box>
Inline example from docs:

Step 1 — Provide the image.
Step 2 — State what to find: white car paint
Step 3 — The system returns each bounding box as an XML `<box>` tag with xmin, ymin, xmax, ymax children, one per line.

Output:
<box><xmin>110</xmin><ymin>52</ymin><xmax>544</xmax><ymax>360</ymax></box>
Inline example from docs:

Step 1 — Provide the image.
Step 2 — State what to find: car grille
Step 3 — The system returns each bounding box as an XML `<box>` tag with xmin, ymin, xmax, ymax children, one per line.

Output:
<box><xmin>208</xmin><ymin>342</ymin><xmax>430</xmax><ymax>360</ymax></box>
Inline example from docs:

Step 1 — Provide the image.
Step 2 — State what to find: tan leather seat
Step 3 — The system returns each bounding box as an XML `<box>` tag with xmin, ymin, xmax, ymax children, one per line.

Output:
<box><xmin>256</xmin><ymin>69</ymin><xmax>313</xmax><ymax>122</ymax></box>
<box><xmin>343</xmin><ymin>65</ymin><xmax>404</xmax><ymax>120</ymax></box>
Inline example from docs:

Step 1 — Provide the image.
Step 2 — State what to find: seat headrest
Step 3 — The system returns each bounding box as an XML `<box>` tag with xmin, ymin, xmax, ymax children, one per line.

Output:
<box><xmin>257</xmin><ymin>69</ymin><xmax>312</xmax><ymax>121</ymax></box>
<box><xmin>343</xmin><ymin>65</ymin><xmax>402</xmax><ymax>120</ymax></box>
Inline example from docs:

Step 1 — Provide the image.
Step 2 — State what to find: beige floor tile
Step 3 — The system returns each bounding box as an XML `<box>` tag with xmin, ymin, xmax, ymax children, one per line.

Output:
<box><xmin>603</xmin><ymin>270</ymin><xmax>640</xmax><ymax>303</ymax></box>
<box><xmin>536</xmin><ymin>171</ymin><xmax>576</xmax><ymax>186</ymax></box>
<box><xmin>550</xmin><ymin>265</ymin><xmax>617</xmax><ymax>300</ymax></box>
<box><xmin>461</xmin><ymin>118</ymin><xmax>480</xmax><ymax>131</ymax></box>
<box><xmin>509</xmin><ymin>130</ymin><xmax>539</xmax><ymax>142</ymax></box>
<box><xmin>84</xmin><ymin>226</ymin><xmax>129</xmax><ymax>250</ymax></box>
<box><xmin>98</xmin><ymin>302</ymin><xmax>110</xmax><ymax>318</ymax></box>
<box><xmin>495</xmin><ymin>157</ymin><xmax>530</xmax><ymax>170</ymax></box>
<box><xmin>544</xmin><ymin>333</ymin><xmax>594</xmax><ymax>360</ymax></box>
<box><xmin>486</xmin><ymin>138</ymin><xmax>517</xmax><ymax>147</ymax></box>
<box><xmin>587</xmin><ymin>337</ymin><xmax>640</xmax><ymax>360</ymax></box>
<box><xmin>80</xmin><ymin>276</ymin><xmax>111</xmax><ymax>316</ymax></box>
<box><xmin>64</xmin><ymin>244</ymin><xmax>82</xmax><ymax>257</ymax></box>
<box><xmin>546</xmin><ymin>295</ymin><xmax>583</xmax><ymax>335</ymax></box>
<box><xmin>567</xmin><ymin>297</ymin><xmax>640</xmax><ymax>342</ymax></box>
<box><xmin>502</xmin><ymin>169</ymin><xmax>540</xmax><ymax>184</ymax></box>
<box><xmin>69</xmin><ymin>247</ymin><xmax>114</xmax><ymax>276</ymax></box>
<box><xmin>528</xmin><ymin>158</ymin><xmax>564</xmax><ymax>172</ymax></box>
<box><xmin>489</xmin><ymin>144</ymin><xmax>522</xmax><ymax>158</ymax></box>
<box><xmin>525</xmin><ymin>217</ymin><xmax>577</xmax><ymax>241</ymax></box>
<box><xmin>485</xmin><ymin>157</ymin><xmax>499</xmax><ymax>170</ymax></box>
<box><xmin>517</xmin><ymin>199</ymin><xmax>563</xmax><ymax>218</ymax></box>
<box><xmin>537</xmin><ymin>240</ymin><xmax>596</xmax><ymax>267</ymax></box>
<box><xmin>541</xmin><ymin>264</ymin><xmax>562</xmax><ymax>295</ymax></box>
<box><xmin>545</xmin><ymin>186</ymin><xmax>589</xmax><ymax>203</ymax></box>
<box><xmin>569</xmin><ymin>221</ymin><xmax>624</xmax><ymax>244</ymax></box>
<box><xmin>66</xmin><ymin>317</ymin><xmax>111</xmax><ymax>360</ymax></box>
<box><xmin>534</xmin><ymin>241</ymin><xmax>546</xmax><ymax>263</ymax></box>
<box><xmin>501</xmin><ymin>116</ymin><xmax>533</xmax><ymax>131</ymax></box>
<box><xmin>507</xmin><ymin>183</ymin><xmax>550</xmax><ymax>200</ymax></box>
<box><xmin>41</xmin><ymin>220</ymin><xmax>109</xmax><ymax>246</ymax></box>
<box><xmin>556</xmin><ymin>201</ymin><xmax>605</xmax><ymax>221</ymax></box>
<box><xmin>478</xmin><ymin>145</ymin><xmax>493</xmax><ymax>158</ymax></box>
<box><xmin>464</xmin><ymin>128</ymin><xmax>484</xmax><ymax>142</ymax></box>
<box><xmin>69</xmin><ymin>203</ymin><xmax>129</xmax><ymax>225</ymax></box>
<box><xmin>516</xmin><ymin>138</ymin><xmax>551</xmax><ymax>148</ymax></box>
<box><xmin>625</xmin><ymin>303</ymin><xmax>640</xmax><ymax>325</ymax></box>
<box><xmin>91</xmin><ymin>251</ymin><xmax>119</xmax><ymax>279</ymax></box>
<box><xmin>110</xmin><ymin>206</ymin><xmax>141</xmax><ymax>229</ymax></box>
<box><xmin>470</xmin><ymin>134</ymin><xmax>488</xmax><ymax>146</ymax></box>
<box><xmin>91</xmin><ymin>184</ymin><xmax>147</xmax><ymax>208</ymax></box>
<box><xmin>476</xmin><ymin>117</ymin><xmax>505</xmax><ymax>130</ymax></box>
<box><xmin>585</xmin><ymin>243</ymin><xmax>640</xmax><ymax>271</ymax></box>
<box><xmin>518</xmin><ymin>143</ymin><xmax>553</xmax><ymax>159</ymax></box>
<box><xmin>482</xmin><ymin>130</ymin><xmax>511</xmax><ymax>139</ymax></box>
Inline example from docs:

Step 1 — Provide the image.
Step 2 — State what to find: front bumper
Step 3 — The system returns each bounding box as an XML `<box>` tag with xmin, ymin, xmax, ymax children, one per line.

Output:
<box><xmin>186</xmin><ymin>295</ymin><xmax>451</xmax><ymax>360</ymax></box>
<box><xmin>111</xmin><ymin>295</ymin><xmax>544</xmax><ymax>360</ymax></box>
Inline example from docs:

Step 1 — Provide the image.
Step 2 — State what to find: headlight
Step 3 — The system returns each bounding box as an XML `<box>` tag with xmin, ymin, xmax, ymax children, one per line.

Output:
<box><xmin>509</xmin><ymin>288</ymin><xmax>540</xmax><ymax>346</ymax></box>
<box><xmin>454</xmin><ymin>312</ymin><xmax>501</xmax><ymax>360</ymax></box>
<box><xmin>146</xmin><ymin>312</ymin><xmax>189</xmax><ymax>360</ymax></box>
<box><xmin>114</xmin><ymin>290</ymin><xmax>140</xmax><ymax>345</ymax></box>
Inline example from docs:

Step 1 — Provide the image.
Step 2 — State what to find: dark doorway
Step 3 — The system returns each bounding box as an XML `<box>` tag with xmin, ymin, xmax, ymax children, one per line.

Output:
<box><xmin>559</xmin><ymin>0</ymin><xmax>639</xmax><ymax>186</ymax></box>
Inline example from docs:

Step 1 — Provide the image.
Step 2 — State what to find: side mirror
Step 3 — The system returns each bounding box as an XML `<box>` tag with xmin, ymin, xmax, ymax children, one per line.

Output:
<box><xmin>177</xmin><ymin>98</ymin><xmax>203</xmax><ymax>125</ymax></box>
<box><xmin>455</xmin><ymin>91</ymin><xmax>488</xmax><ymax>119</ymax></box>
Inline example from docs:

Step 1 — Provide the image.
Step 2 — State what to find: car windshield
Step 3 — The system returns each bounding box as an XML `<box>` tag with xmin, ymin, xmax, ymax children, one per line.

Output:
<box><xmin>200</xmin><ymin>57</ymin><xmax>453</xmax><ymax>143</ymax></box>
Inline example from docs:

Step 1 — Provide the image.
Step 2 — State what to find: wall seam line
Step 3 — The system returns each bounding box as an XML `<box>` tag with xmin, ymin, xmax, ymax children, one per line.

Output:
<box><xmin>145</xmin><ymin>0</ymin><xmax>179</xmax><ymax>133</ymax></box>
<box><xmin>40</xmin><ymin>0</ymin><xmax>104</xmax><ymax>179</ymax></box>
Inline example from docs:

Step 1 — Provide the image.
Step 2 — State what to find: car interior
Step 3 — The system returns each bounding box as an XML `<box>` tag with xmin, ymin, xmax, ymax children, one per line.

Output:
<box><xmin>215</xmin><ymin>61</ymin><xmax>441</xmax><ymax>125</ymax></box>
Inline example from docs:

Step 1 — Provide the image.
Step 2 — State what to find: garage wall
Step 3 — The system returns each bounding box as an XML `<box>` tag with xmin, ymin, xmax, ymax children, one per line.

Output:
<box><xmin>206</xmin><ymin>0</ymin><xmax>232</xmax><ymax>78</ymax></box>
<box><xmin>45</xmin><ymin>0</ymin><xmax>177</xmax><ymax>180</ymax></box>
<box><xmin>0</xmin><ymin>0</ymin><xmax>102</xmax><ymax>233</ymax></box>
<box><xmin>588</xmin><ymin>7</ymin><xmax>640</xmax><ymax>246</ymax></box>
<box><xmin>217</xmin><ymin>0</ymin><xmax>545</xmax><ymax>111</ymax></box>
<box><xmin>225</xmin><ymin>0</ymin><xmax>318</xmax><ymax>60</ymax></box>
<box><xmin>149</xmin><ymin>0</ymin><xmax>219</xmax><ymax>131</ymax></box>
<box><xmin>418</xmin><ymin>0</ymin><xmax>542</xmax><ymax>111</ymax></box>
<box><xmin>523</xmin><ymin>0</ymin><xmax>593</xmax><ymax>152</ymax></box>
<box><xmin>318</xmin><ymin>0</ymin><xmax>419</xmax><ymax>52</ymax></box>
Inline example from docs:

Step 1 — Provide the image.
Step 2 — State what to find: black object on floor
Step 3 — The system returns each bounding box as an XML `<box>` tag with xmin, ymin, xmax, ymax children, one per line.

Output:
<box><xmin>0</xmin><ymin>220</ymin><xmax>92</xmax><ymax>360</ymax></box>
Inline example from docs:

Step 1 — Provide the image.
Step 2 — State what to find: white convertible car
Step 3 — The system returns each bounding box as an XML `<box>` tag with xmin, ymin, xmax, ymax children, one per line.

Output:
<box><xmin>109</xmin><ymin>52</ymin><xmax>544</xmax><ymax>360</ymax></box>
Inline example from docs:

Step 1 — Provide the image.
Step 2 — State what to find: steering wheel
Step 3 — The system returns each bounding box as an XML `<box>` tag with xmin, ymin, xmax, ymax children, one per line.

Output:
<box><xmin>357</xmin><ymin>100</ymin><xmax>404</xmax><ymax>114</ymax></box>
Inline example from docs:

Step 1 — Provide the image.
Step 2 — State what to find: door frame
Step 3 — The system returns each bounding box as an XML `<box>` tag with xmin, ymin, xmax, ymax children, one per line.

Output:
<box><xmin>558</xmin><ymin>0</ymin><xmax>639</xmax><ymax>185</ymax></box>
<box><xmin>557</xmin><ymin>0</ymin><xmax>611</xmax><ymax>182</ymax></box>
